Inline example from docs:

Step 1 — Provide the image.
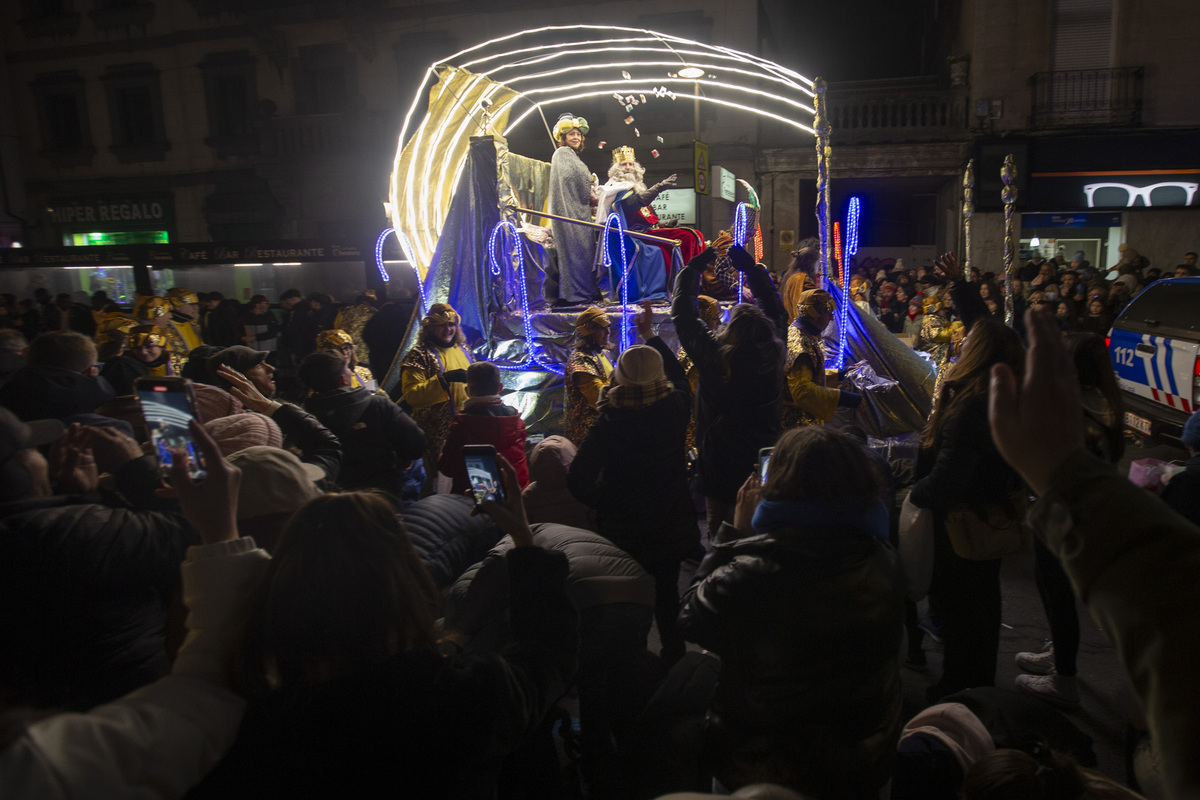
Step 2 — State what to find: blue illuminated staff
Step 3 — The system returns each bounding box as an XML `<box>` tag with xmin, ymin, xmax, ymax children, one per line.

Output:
<box><xmin>599</xmin><ymin>211</ymin><xmax>632</xmax><ymax>353</ymax></box>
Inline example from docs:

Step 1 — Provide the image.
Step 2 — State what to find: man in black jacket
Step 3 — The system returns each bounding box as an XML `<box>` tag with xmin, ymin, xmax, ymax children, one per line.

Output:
<box><xmin>300</xmin><ymin>350</ymin><xmax>426</xmax><ymax>496</ymax></box>
<box><xmin>0</xmin><ymin>331</ymin><xmax>115</xmax><ymax>422</ymax></box>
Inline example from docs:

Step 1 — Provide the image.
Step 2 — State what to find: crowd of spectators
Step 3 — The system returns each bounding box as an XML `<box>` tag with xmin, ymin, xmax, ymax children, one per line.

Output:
<box><xmin>0</xmin><ymin>241</ymin><xmax>1197</xmax><ymax>800</ymax></box>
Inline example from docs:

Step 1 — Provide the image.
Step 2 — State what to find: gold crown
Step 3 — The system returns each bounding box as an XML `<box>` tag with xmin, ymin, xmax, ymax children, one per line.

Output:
<box><xmin>611</xmin><ymin>146</ymin><xmax>636</xmax><ymax>164</ymax></box>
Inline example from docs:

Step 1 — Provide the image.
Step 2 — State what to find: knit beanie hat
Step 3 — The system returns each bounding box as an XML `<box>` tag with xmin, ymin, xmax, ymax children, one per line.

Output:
<box><xmin>205</xmin><ymin>412</ymin><xmax>283</xmax><ymax>456</ymax></box>
<box><xmin>191</xmin><ymin>382</ymin><xmax>243</xmax><ymax>423</ymax></box>
<box><xmin>225</xmin><ymin>446</ymin><xmax>322</xmax><ymax>520</ymax></box>
<box><xmin>612</xmin><ymin>345</ymin><xmax>665</xmax><ymax>387</ymax></box>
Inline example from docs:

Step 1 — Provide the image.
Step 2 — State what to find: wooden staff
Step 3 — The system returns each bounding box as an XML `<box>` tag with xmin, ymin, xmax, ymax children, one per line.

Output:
<box><xmin>513</xmin><ymin>207</ymin><xmax>682</xmax><ymax>247</ymax></box>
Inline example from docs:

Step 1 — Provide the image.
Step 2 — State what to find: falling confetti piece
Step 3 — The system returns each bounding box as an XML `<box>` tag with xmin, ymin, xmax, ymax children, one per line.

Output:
<box><xmin>667</xmin><ymin>92</ymin><xmax>676</xmax><ymax>100</ymax></box>
<box><xmin>612</xmin><ymin>92</ymin><xmax>623</xmax><ymax>101</ymax></box>
<box><xmin>634</xmin><ymin>128</ymin><xmax>640</xmax><ymax>137</ymax></box>
<box><xmin>639</xmin><ymin>94</ymin><xmax>646</xmax><ymax>103</ymax></box>
<box><xmin>626</xmin><ymin>104</ymin><xmax>633</xmax><ymax>112</ymax></box>
<box><xmin>598</xmin><ymin>141</ymin><xmax>606</xmax><ymax>148</ymax></box>
<box><xmin>651</xmin><ymin>149</ymin><xmax>660</xmax><ymax>158</ymax></box>
<box><xmin>621</xmin><ymin>70</ymin><xmax>631</xmax><ymax>80</ymax></box>
<box><xmin>656</xmin><ymin>136</ymin><xmax>664</xmax><ymax>143</ymax></box>
<box><xmin>624</xmin><ymin>116</ymin><xmax>634</xmax><ymax>125</ymax></box>
<box><xmin>668</xmin><ymin>72</ymin><xmax>677</xmax><ymax>78</ymax></box>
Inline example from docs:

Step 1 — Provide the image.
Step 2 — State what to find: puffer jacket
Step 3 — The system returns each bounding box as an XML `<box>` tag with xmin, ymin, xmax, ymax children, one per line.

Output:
<box><xmin>567</xmin><ymin>337</ymin><xmax>698</xmax><ymax>565</ymax></box>
<box><xmin>679</xmin><ymin>520</ymin><xmax>904</xmax><ymax>798</ymax></box>
<box><xmin>671</xmin><ymin>251</ymin><xmax>787</xmax><ymax>503</ymax></box>
<box><xmin>399</xmin><ymin>494</ymin><xmax>505</xmax><ymax>589</ymax></box>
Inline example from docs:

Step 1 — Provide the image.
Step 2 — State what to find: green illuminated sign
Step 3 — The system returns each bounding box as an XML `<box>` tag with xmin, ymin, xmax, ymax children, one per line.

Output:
<box><xmin>68</xmin><ymin>230</ymin><xmax>169</xmax><ymax>246</ymax></box>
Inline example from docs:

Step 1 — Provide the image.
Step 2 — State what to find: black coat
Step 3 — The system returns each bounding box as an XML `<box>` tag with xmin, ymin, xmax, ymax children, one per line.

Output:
<box><xmin>304</xmin><ymin>386</ymin><xmax>426</xmax><ymax>492</ymax></box>
<box><xmin>0</xmin><ymin>364</ymin><xmax>115</xmax><ymax>420</ymax></box>
<box><xmin>567</xmin><ymin>337</ymin><xmax>699</xmax><ymax>565</ymax></box>
<box><xmin>1161</xmin><ymin>453</ymin><xmax>1200</xmax><ymax>527</ymax></box>
<box><xmin>188</xmin><ymin>547</ymin><xmax>578</xmax><ymax>800</ymax></box>
<box><xmin>0</xmin><ymin>459</ymin><xmax>198</xmax><ymax>710</ymax></box>
<box><xmin>362</xmin><ymin>301</ymin><xmax>416</xmax><ymax>380</ymax></box>
<box><xmin>671</xmin><ymin>257</ymin><xmax>787</xmax><ymax>503</ymax></box>
<box><xmin>679</xmin><ymin>521</ymin><xmax>904</xmax><ymax>796</ymax></box>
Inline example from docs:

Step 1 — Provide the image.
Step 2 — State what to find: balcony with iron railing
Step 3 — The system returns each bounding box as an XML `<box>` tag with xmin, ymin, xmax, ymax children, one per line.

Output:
<box><xmin>826</xmin><ymin>78</ymin><xmax>970</xmax><ymax>144</ymax></box>
<box><xmin>1031</xmin><ymin>67</ymin><xmax>1143</xmax><ymax>128</ymax></box>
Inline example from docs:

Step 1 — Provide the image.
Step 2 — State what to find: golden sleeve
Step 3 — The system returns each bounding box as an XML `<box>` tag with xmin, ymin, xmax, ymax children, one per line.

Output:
<box><xmin>575</xmin><ymin>373</ymin><xmax>606</xmax><ymax>409</ymax></box>
<box><xmin>787</xmin><ymin>360</ymin><xmax>840</xmax><ymax>423</ymax></box>
<box><xmin>401</xmin><ymin>365</ymin><xmax>449</xmax><ymax>409</ymax></box>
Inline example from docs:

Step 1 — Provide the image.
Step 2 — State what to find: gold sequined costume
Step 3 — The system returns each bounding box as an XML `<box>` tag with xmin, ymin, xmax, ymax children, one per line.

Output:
<box><xmin>334</xmin><ymin>302</ymin><xmax>377</xmax><ymax>366</ymax></box>
<box><xmin>565</xmin><ymin>346</ymin><xmax>613</xmax><ymax>445</ymax></box>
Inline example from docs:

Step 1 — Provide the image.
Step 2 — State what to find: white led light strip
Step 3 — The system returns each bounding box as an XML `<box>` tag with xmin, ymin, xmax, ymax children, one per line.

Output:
<box><xmin>391</xmin><ymin>24</ymin><xmax>817</xmax><ymax>270</ymax></box>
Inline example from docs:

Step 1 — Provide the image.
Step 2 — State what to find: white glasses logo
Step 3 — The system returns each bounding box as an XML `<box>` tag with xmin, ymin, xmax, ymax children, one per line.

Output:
<box><xmin>1083</xmin><ymin>182</ymin><xmax>1198</xmax><ymax>208</ymax></box>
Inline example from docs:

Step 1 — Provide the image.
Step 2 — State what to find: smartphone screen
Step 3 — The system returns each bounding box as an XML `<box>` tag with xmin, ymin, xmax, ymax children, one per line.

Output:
<box><xmin>136</xmin><ymin>378</ymin><xmax>207</xmax><ymax>485</ymax></box>
<box><xmin>759</xmin><ymin>447</ymin><xmax>773</xmax><ymax>482</ymax></box>
<box><xmin>463</xmin><ymin>446</ymin><xmax>505</xmax><ymax>506</ymax></box>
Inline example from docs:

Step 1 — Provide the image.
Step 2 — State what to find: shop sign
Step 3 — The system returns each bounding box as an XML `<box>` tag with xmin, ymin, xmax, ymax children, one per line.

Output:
<box><xmin>1029</xmin><ymin>171</ymin><xmax>1200</xmax><ymax>211</ymax></box>
<box><xmin>145</xmin><ymin>241</ymin><xmax>362</xmax><ymax>265</ymax></box>
<box><xmin>47</xmin><ymin>195</ymin><xmax>174</xmax><ymax>226</ymax></box>
<box><xmin>650</xmin><ymin>189</ymin><xmax>697</xmax><ymax>224</ymax></box>
<box><xmin>715</xmin><ymin>166</ymin><xmax>736</xmax><ymax>202</ymax></box>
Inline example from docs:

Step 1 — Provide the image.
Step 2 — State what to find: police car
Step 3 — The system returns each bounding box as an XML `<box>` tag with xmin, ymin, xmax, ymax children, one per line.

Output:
<box><xmin>1107</xmin><ymin>277</ymin><xmax>1200</xmax><ymax>444</ymax></box>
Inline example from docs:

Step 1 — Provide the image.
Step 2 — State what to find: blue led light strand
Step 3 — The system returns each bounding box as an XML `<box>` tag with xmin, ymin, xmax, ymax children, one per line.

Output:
<box><xmin>374</xmin><ymin>228</ymin><xmax>394</xmax><ymax>283</ymax></box>
<box><xmin>835</xmin><ymin>197</ymin><xmax>861</xmax><ymax>369</ymax></box>
<box><xmin>601</xmin><ymin>211</ymin><xmax>631</xmax><ymax>353</ymax></box>
<box><xmin>733</xmin><ymin>202</ymin><xmax>750</xmax><ymax>299</ymax></box>
<box><xmin>392</xmin><ymin>229</ymin><xmax>429</xmax><ymax>315</ymax></box>
<box><xmin>846</xmin><ymin>196</ymin><xmax>861</xmax><ymax>256</ymax></box>
<box><xmin>487</xmin><ymin>219</ymin><xmax>565</xmax><ymax>376</ymax></box>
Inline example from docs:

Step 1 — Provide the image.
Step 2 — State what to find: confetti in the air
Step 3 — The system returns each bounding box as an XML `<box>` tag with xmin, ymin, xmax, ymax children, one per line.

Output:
<box><xmin>598</xmin><ymin>141</ymin><xmax>606</xmax><ymax>148</ymax></box>
<box><xmin>668</xmin><ymin>72</ymin><xmax>677</xmax><ymax>78</ymax></box>
<box><xmin>621</xmin><ymin>70</ymin><xmax>631</xmax><ymax>80</ymax></box>
<box><xmin>651</xmin><ymin>149</ymin><xmax>660</xmax><ymax>158</ymax></box>
<box><xmin>634</xmin><ymin>128</ymin><xmax>640</xmax><ymax>137</ymax></box>
<box><xmin>612</xmin><ymin>92</ymin><xmax>623</xmax><ymax>101</ymax></box>
<box><xmin>639</xmin><ymin>94</ymin><xmax>646</xmax><ymax>103</ymax></box>
<box><xmin>667</xmin><ymin>92</ymin><xmax>677</xmax><ymax>100</ymax></box>
<box><xmin>656</xmin><ymin>136</ymin><xmax>664</xmax><ymax>143</ymax></box>
<box><xmin>626</xmin><ymin>104</ymin><xmax>633</xmax><ymax>112</ymax></box>
<box><xmin>624</xmin><ymin>116</ymin><xmax>634</xmax><ymax>125</ymax></box>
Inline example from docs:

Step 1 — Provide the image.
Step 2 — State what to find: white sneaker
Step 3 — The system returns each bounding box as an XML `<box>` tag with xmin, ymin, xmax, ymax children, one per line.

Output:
<box><xmin>1016</xmin><ymin>673</ymin><xmax>1080</xmax><ymax>708</ymax></box>
<box><xmin>1015</xmin><ymin>644</ymin><xmax>1055</xmax><ymax>675</ymax></box>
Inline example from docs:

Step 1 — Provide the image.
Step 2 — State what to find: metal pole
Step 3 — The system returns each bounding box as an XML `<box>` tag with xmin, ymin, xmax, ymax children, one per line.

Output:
<box><xmin>514</xmin><ymin>207</ymin><xmax>681</xmax><ymax>247</ymax></box>
<box><xmin>813</xmin><ymin>77</ymin><xmax>831</xmax><ymax>289</ymax></box>
<box><xmin>962</xmin><ymin>158</ymin><xmax>975</xmax><ymax>280</ymax></box>
<box><xmin>1001</xmin><ymin>154</ymin><xmax>1018</xmax><ymax>327</ymax></box>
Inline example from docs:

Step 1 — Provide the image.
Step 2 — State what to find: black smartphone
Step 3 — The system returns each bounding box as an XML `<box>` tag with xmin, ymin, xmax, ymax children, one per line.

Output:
<box><xmin>135</xmin><ymin>376</ymin><xmax>207</xmax><ymax>486</ymax></box>
<box><xmin>758</xmin><ymin>446</ymin><xmax>774</xmax><ymax>482</ymax></box>
<box><xmin>463</xmin><ymin>444</ymin><xmax>505</xmax><ymax>506</ymax></box>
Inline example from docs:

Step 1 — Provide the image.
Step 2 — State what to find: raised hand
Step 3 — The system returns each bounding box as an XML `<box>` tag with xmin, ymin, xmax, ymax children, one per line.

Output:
<box><xmin>989</xmin><ymin>306</ymin><xmax>1084</xmax><ymax>496</ymax></box>
<box><xmin>476</xmin><ymin>454</ymin><xmax>535</xmax><ymax>548</ymax></box>
<box><xmin>217</xmin><ymin>364</ymin><xmax>272</xmax><ymax>413</ymax></box>
<box><xmin>155</xmin><ymin>419</ymin><xmax>242</xmax><ymax>544</ymax></box>
<box><xmin>933</xmin><ymin>251</ymin><xmax>964</xmax><ymax>283</ymax></box>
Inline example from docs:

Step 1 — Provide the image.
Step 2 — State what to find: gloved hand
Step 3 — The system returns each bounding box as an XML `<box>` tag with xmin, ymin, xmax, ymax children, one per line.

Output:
<box><xmin>441</xmin><ymin>369</ymin><xmax>468</xmax><ymax>383</ymax></box>
<box><xmin>651</xmin><ymin>174</ymin><xmax>678</xmax><ymax>193</ymax></box>
<box><xmin>837</xmin><ymin>390</ymin><xmax>864</xmax><ymax>409</ymax></box>
<box><xmin>727</xmin><ymin>245</ymin><xmax>755</xmax><ymax>273</ymax></box>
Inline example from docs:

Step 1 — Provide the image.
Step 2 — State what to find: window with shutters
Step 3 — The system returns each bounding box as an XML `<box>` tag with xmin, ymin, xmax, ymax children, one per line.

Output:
<box><xmin>101</xmin><ymin>63</ymin><xmax>171</xmax><ymax>162</ymax></box>
<box><xmin>200</xmin><ymin>51</ymin><xmax>259</xmax><ymax>158</ymax></box>
<box><xmin>32</xmin><ymin>71</ymin><xmax>94</xmax><ymax>167</ymax></box>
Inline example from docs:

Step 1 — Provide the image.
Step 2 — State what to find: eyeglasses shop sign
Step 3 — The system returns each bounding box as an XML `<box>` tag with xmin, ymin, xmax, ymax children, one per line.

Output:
<box><xmin>650</xmin><ymin>189</ymin><xmax>696</xmax><ymax>224</ymax></box>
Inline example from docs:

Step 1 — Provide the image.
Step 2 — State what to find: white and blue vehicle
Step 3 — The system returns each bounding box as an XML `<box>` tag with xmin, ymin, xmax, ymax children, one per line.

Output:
<box><xmin>1107</xmin><ymin>277</ymin><xmax>1200</xmax><ymax>444</ymax></box>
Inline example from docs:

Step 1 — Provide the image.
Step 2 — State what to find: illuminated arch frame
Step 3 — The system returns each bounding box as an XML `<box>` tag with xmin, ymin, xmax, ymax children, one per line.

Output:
<box><xmin>387</xmin><ymin>24</ymin><xmax>822</xmax><ymax>271</ymax></box>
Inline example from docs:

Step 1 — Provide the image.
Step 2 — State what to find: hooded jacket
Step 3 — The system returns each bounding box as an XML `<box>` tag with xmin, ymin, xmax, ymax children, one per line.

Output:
<box><xmin>522</xmin><ymin>436</ymin><xmax>594</xmax><ymax>530</ymax></box>
<box><xmin>303</xmin><ymin>386</ymin><xmax>426</xmax><ymax>492</ymax></box>
<box><xmin>438</xmin><ymin>396</ymin><xmax>529</xmax><ymax>494</ymax></box>
<box><xmin>0</xmin><ymin>364</ymin><xmax>116</xmax><ymax>421</ymax></box>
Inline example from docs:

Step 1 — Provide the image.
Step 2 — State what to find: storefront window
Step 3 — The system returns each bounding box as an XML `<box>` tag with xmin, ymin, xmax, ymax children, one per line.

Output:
<box><xmin>0</xmin><ymin>266</ymin><xmax>136</xmax><ymax>304</ymax></box>
<box><xmin>149</xmin><ymin>261</ymin><xmax>367</xmax><ymax>304</ymax></box>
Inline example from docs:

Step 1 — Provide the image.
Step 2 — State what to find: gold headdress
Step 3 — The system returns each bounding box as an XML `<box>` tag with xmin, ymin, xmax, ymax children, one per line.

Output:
<box><xmin>133</xmin><ymin>295</ymin><xmax>168</xmax><ymax>322</ymax></box>
<box><xmin>574</xmin><ymin>306</ymin><xmax>609</xmax><ymax>331</ymax></box>
<box><xmin>96</xmin><ymin>313</ymin><xmax>135</xmax><ymax>345</ymax></box>
<box><xmin>611</xmin><ymin>146</ymin><xmax>636</xmax><ymax>164</ymax></box>
<box><xmin>552</xmin><ymin>113</ymin><xmax>589</xmax><ymax>144</ymax></box>
<box><xmin>315</xmin><ymin>329</ymin><xmax>354</xmax><ymax>351</ymax></box>
<box><xmin>421</xmin><ymin>303</ymin><xmax>460</xmax><ymax>328</ymax></box>
<box><xmin>128</xmin><ymin>324</ymin><xmax>168</xmax><ymax>349</ymax></box>
<box><xmin>165</xmin><ymin>288</ymin><xmax>199</xmax><ymax>308</ymax></box>
<box><xmin>697</xmin><ymin>295</ymin><xmax>721</xmax><ymax>328</ymax></box>
<box><xmin>797</xmin><ymin>289</ymin><xmax>836</xmax><ymax>322</ymax></box>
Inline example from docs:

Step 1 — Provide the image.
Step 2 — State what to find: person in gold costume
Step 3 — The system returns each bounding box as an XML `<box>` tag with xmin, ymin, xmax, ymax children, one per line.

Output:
<box><xmin>398</xmin><ymin>303</ymin><xmax>473</xmax><ymax>492</ymax></box>
<box><xmin>131</xmin><ymin>295</ymin><xmax>189</xmax><ymax>376</ymax></box>
<box><xmin>165</xmin><ymin>289</ymin><xmax>204</xmax><ymax>354</ymax></box>
<box><xmin>780</xmin><ymin>238</ymin><xmax>819</xmax><ymax>324</ymax></box>
<box><xmin>564</xmin><ymin>306</ymin><xmax>613</xmax><ymax>445</ymax></box>
<box><xmin>782</xmin><ymin>289</ymin><xmax>861</xmax><ymax>429</ymax></box>
<box><xmin>316</xmin><ymin>328</ymin><xmax>376</xmax><ymax>391</ymax></box>
<box><xmin>98</xmin><ymin>325</ymin><xmax>172</xmax><ymax>395</ymax></box>
<box><xmin>333</xmin><ymin>292</ymin><xmax>378</xmax><ymax>366</ymax></box>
